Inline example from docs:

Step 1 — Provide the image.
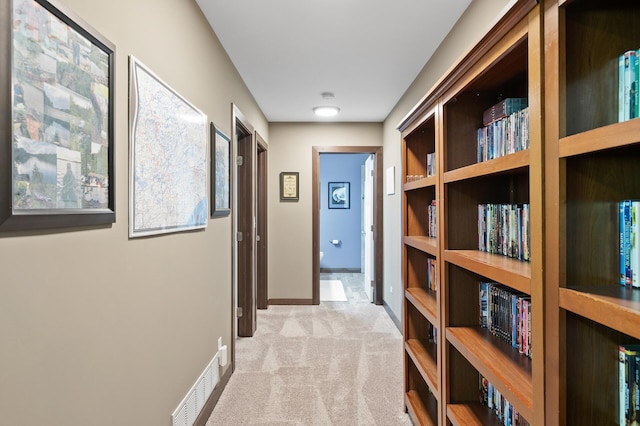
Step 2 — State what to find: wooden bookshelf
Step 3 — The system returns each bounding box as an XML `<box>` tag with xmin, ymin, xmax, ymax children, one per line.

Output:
<box><xmin>544</xmin><ymin>0</ymin><xmax>640</xmax><ymax>424</ymax></box>
<box><xmin>402</xmin><ymin>102</ymin><xmax>441</xmax><ymax>425</ymax></box>
<box><xmin>400</xmin><ymin>1</ymin><xmax>541</xmax><ymax>424</ymax></box>
<box><xmin>401</xmin><ymin>0</ymin><xmax>640</xmax><ymax>423</ymax></box>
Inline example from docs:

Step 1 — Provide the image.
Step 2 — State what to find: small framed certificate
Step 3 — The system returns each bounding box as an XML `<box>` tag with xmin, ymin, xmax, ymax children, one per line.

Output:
<box><xmin>279</xmin><ymin>172</ymin><xmax>299</xmax><ymax>202</ymax></box>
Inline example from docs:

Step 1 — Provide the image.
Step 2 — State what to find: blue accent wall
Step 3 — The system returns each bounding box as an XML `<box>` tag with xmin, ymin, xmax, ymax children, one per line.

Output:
<box><xmin>320</xmin><ymin>153</ymin><xmax>370</xmax><ymax>270</ymax></box>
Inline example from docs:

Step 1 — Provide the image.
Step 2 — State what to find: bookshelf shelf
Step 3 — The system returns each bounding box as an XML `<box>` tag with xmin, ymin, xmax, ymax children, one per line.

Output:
<box><xmin>404</xmin><ymin>236</ymin><xmax>438</xmax><ymax>257</ymax></box>
<box><xmin>447</xmin><ymin>402</ymin><xmax>504</xmax><ymax>426</ymax></box>
<box><xmin>406</xmin><ymin>288</ymin><xmax>438</xmax><ymax>326</ymax></box>
<box><xmin>443</xmin><ymin>150</ymin><xmax>530</xmax><ymax>184</ymax></box>
<box><xmin>404</xmin><ymin>175</ymin><xmax>437</xmax><ymax>191</ymax></box>
<box><xmin>559</xmin><ymin>119</ymin><xmax>640</xmax><ymax>158</ymax></box>
<box><xmin>560</xmin><ymin>286</ymin><xmax>640</xmax><ymax>341</ymax></box>
<box><xmin>406</xmin><ymin>339</ymin><xmax>439</xmax><ymax>396</ymax></box>
<box><xmin>446</xmin><ymin>326</ymin><xmax>533</xmax><ymax>421</ymax></box>
<box><xmin>405</xmin><ymin>390</ymin><xmax>437</xmax><ymax>426</ymax></box>
<box><xmin>444</xmin><ymin>250</ymin><xmax>531</xmax><ymax>295</ymax></box>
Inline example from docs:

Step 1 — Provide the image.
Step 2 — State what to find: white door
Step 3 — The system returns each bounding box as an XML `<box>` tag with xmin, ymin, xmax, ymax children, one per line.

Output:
<box><xmin>363</xmin><ymin>155</ymin><xmax>375</xmax><ymax>302</ymax></box>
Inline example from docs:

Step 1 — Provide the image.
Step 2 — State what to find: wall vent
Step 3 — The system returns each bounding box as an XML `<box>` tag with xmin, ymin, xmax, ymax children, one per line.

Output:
<box><xmin>171</xmin><ymin>352</ymin><xmax>220</xmax><ymax>426</ymax></box>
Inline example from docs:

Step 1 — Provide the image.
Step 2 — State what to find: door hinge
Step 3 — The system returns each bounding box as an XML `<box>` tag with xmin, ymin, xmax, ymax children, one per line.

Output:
<box><xmin>370</xmin><ymin>170</ymin><xmax>374</xmax><ymax>177</ymax></box>
<box><xmin>256</xmin><ymin>235</ymin><xmax>261</xmax><ymax>242</ymax></box>
<box><xmin>370</xmin><ymin>225</ymin><xmax>374</xmax><ymax>232</ymax></box>
<box><xmin>236</xmin><ymin>307</ymin><xmax>243</xmax><ymax>318</ymax></box>
<box><xmin>236</xmin><ymin>155</ymin><xmax>244</xmax><ymax>166</ymax></box>
<box><xmin>237</xmin><ymin>231</ymin><xmax>243</xmax><ymax>242</ymax></box>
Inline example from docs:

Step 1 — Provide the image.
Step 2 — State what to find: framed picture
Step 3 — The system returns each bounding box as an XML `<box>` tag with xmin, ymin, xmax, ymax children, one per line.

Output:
<box><xmin>279</xmin><ymin>172</ymin><xmax>299</xmax><ymax>202</ymax></box>
<box><xmin>1</xmin><ymin>0</ymin><xmax>116</xmax><ymax>232</ymax></box>
<box><xmin>129</xmin><ymin>56</ymin><xmax>208</xmax><ymax>237</ymax></box>
<box><xmin>211</xmin><ymin>123</ymin><xmax>230</xmax><ymax>217</ymax></box>
<box><xmin>328</xmin><ymin>182</ymin><xmax>350</xmax><ymax>209</ymax></box>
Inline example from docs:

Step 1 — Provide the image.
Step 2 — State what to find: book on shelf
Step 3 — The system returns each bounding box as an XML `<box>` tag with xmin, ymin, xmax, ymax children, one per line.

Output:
<box><xmin>478</xmin><ymin>203</ymin><xmax>530</xmax><ymax>262</ymax></box>
<box><xmin>426</xmin><ymin>152</ymin><xmax>436</xmax><ymax>177</ymax></box>
<box><xmin>427</xmin><ymin>200</ymin><xmax>436</xmax><ymax>238</ymax></box>
<box><xmin>619</xmin><ymin>50</ymin><xmax>639</xmax><ymax>123</ymax></box>
<box><xmin>479</xmin><ymin>282</ymin><xmax>531</xmax><ymax>358</ymax></box>
<box><xmin>483</xmin><ymin>98</ymin><xmax>528</xmax><ymax>126</ymax></box>
<box><xmin>619</xmin><ymin>344</ymin><xmax>640</xmax><ymax>425</ymax></box>
<box><xmin>477</xmin><ymin>107</ymin><xmax>529</xmax><ymax>163</ymax></box>
<box><xmin>479</xmin><ymin>374</ymin><xmax>530</xmax><ymax>426</ymax></box>
<box><xmin>427</xmin><ymin>257</ymin><xmax>437</xmax><ymax>292</ymax></box>
<box><xmin>620</xmin><ymin>200</ymin><xmax>640</xmax><ymax>288</ymax></box>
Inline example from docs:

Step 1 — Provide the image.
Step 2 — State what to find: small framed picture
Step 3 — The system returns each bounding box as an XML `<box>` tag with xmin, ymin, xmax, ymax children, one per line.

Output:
<box><xmin>211</xmin><ymin>123</ymin><xmax>231</xmax><ymax>217</ymax></box>
<box><xmin>328</xmin><ymin>182</ymin><xmax>350</xmax><ymax>209</ymax></box>
<box><xmin>279</xmin><ymin>172</ymin><xmax>299</xmax><ymax>202</ymax></box>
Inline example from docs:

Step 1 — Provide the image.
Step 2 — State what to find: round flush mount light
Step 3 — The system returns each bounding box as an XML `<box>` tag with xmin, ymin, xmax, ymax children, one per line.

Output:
<box><xmin>313</xmin><ymin>92</ymin><xmax>340</xmax><ymax>117</ymax></box>
<box><xmin>313</xmin><ymin>106</ymin><xmax>340</xmax><ymax>117</ymax></box>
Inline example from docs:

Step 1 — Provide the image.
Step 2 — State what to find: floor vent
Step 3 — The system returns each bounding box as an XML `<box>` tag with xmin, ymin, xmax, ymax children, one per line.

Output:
<box><xmin>172</xmin><ymin>352</ymin><xmax>220</xmax><ymax>426</ymax></box>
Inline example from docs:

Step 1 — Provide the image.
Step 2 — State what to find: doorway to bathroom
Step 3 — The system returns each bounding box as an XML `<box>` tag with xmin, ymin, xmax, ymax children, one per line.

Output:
<box><xmin>312</xmin><ymin>146</ymin><xmax>383</xmax><ymax>305</ymax></box>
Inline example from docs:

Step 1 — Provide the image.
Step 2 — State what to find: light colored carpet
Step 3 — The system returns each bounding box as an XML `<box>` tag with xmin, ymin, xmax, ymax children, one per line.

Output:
<box><xmin>206</xmin><ymin>303</ymin><xmax>411</xmax><ymax>425</ymax></box>
<box><xmin>320</xmin><ymin>280</ymin><xmax>347</xmax><ymax>302</ymax></box>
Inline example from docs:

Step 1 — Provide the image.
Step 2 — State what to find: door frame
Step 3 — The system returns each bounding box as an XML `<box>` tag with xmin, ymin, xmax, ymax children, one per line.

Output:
<box><xmin>232</xmin><ymin>104</ymin><xmax>256</xmax><ymax>341</ymax></box>
<box><xmin>312</xmin><ymin>146</ymin><xmax>384</xmax><ymax>305</ymax></box>
<box><xmin>256</xmin><ymin>132</ymin><xmax>268</xmax><ymax>310</ymax></box>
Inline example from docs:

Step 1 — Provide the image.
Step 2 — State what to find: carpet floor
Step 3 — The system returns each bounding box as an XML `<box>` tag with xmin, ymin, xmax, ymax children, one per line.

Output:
<box><xmin>206</xmin><ymin>297</ymin><xmax>411</xmax><ymax>425</ymax></box>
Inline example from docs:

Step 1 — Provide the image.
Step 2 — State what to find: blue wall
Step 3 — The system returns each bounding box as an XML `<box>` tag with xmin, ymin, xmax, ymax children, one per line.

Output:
<box><xmin>320</xmin><ymin>153</ymin><xmax>370</xmax><ymax>270</ymax></box>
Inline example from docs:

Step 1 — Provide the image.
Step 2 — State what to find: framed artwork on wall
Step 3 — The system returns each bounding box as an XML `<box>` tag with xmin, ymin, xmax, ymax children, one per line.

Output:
<box><xmin>1</xmin><ymin>0</ymin><xmax>116</xmax><ymax>232</ymax></box>
<box><xmin>328</xmin><ymin>182</ymin><xmax>350</xmax><ymax>209</ymax></box>
<box><xmin>211</xmin><ymin>123</ymin><xmax>230</xmax><ymax>217</ymax></box>
<box><xmin>279</xmin><ymin>171</ymin><xmax>299</xmax><ymax>202</ymax></box>
<box><xmin>129</xmin><ymin>56</ymin><xmax>208</xmax><ymax>237</ymax></box>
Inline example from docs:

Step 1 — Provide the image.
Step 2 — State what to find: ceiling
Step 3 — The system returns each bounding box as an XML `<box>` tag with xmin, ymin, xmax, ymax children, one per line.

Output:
<box><xmin>194</xmin><ymin>0</ymin><xmax>473</xmax><ymax>122</ymax></box>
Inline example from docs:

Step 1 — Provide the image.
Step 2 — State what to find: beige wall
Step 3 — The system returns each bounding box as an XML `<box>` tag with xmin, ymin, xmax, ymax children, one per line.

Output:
<box><xmin>381</xmin><ymin>0</ymin><xmax>513</xmax><ymax>320</ymax></box>
<box><xmin>267</xmin><ymin>123</ymin><xmax>383</xmax><ymax>300</ymax></box>
<box><xmin>0</xmin><ymin>1</ymin><xmax>266</xmax><ymax>425</ymax></box>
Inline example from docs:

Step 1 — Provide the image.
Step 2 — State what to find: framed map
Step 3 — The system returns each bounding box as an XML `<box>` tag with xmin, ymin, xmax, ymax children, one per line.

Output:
<box><xmin>211</xmin><ymin>123</ymin><xmax>230</xmax><ymax>217</ymax></box>
<box><xmin>1</xmin><ymin>0</ymin><xmax>115</xmax><ymax>232</ymax></box>
<box><xmin>128</xmin><ymin>56</ymin><xmax>208</xmax><ymax>237</ymax></box>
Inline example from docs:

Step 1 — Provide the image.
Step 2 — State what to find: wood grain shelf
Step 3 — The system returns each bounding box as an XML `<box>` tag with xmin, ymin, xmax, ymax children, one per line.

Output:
<box><xmin>404</xmin><ymin>175</ymin><xmax>437</xmax><ymax>191</ymax></box>
<box><xmin>447</xmin><ymin>402</ymin><xmax>504</xmax><ymax>426</ymax></box>
<box><xmin>446</xmin><ymin>326</ymin><xmax>533</xmax><ymax>421</ymax></box>
<box><xmin>404</xmin><ymin>235</ymin><xmax>438</xmax><ymax>256</ymax></box>
<box><xmin>560</xmin><ymin>286</ymin><xmax>640</xmax><ymax>341</ymax></box>
<box><xmin>406</xmin><ymin>288</ymin><xmax>438</xmax><ymax>326</ymax></box>
<box><xmin>444</xmin><ymin>150</ymin><xmax>530</xmax><ymax>184</ymax></box>
<box><xmin>406</xmin><ymin>339</ymin><xmax>439</xmax><ymax>396</ymax></box>
<box><xmin>559</xmin><ymin>119</ymin><xmax>640</xmax><ymax>158</ymax></box>
<box><xmin>444</xmin><ymin>250</ymin><xmax>531</xmax><ymax>295</ymax></box>
<box><xmin>405</xmin><ymin>391</ymin><xmax>437</xmax><ymax>426</ymax></box>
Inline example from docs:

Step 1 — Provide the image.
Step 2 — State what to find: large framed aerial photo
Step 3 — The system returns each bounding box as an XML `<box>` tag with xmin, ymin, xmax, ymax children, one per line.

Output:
<box><xmin>211</xmin><ymin>123</ymin><xmax>230</xmax><ymax>217</ymax></box>
<box><xmin>1</xmin><ymin>0</ymin><xmax>115</xmax><ymax>232</ymax></box>
<box><xmin>129</xmin><ymin>56</ymin><xmax>208</xmax><ymax>238</ymax></box>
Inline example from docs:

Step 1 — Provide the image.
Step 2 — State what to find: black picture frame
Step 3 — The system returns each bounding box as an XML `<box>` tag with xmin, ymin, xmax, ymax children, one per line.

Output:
<box><xmin>211</xmin><ymin>122</ymin><xmax>231</xmax><ymax>217</ymax></box>
<box><xmin>1</xmin><ymin>0</ymin><xmax>115</xmax><ymax>232</ymax></box>
<box><xmin>279</xmin><ymin>172</ymin><xmax>299</xmax><ymax>202</ymax></box>
<box><xmin>328</xmin><ymin>182</ymin><xmax>350</xmax><ymax>209</ymax></box>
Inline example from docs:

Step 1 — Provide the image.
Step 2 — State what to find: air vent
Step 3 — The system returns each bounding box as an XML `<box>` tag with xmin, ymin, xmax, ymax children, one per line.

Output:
<box><xmin>172</xmin><ymin>352</ymin><xmax>220</xmax><ymax>426</ymax></box>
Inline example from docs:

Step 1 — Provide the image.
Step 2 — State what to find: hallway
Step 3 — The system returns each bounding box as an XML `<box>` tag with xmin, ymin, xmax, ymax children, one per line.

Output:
<box><xmin>206</xmin><ymin>276</ymin><xmax>410</xmax><ymax>425</ymax></box>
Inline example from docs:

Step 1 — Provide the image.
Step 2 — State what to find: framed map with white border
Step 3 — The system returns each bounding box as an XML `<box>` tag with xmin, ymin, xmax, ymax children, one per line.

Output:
<box><xmin>128</xmin><ymin>56</ymin><xmax>208</xmax><ymax>237</ymax></box>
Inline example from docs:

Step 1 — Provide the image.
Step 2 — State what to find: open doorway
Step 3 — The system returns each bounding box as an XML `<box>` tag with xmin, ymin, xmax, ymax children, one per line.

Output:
<box><xmin>312</xmin><ymin>146</ymin><xmax>383</xmax><ymax>305</ymax></box>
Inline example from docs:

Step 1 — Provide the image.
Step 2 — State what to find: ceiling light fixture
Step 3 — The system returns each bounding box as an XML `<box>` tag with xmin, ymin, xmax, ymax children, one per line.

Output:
<box><xmin>313</xmin><ymin>106</ymin><xmax>340</xmax><ymax>117</ymax></box>
<box><xmin>313</xmin><ymin>92</ymin><xmax>340</xmax><ymax>117</ymax></box>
